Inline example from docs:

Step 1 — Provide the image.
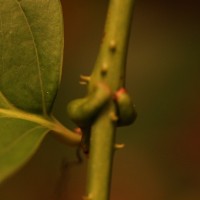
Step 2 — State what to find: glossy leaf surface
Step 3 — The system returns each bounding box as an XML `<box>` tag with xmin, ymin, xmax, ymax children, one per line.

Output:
<box><xmin>0</xmin><ymin>0</ymin><xmax>64</xmax><ymax>183</ymax></box>
<box><xmin>0</xmin><ymin>0</ymin><xmax>63</xmax><ymax>114</ymax></box>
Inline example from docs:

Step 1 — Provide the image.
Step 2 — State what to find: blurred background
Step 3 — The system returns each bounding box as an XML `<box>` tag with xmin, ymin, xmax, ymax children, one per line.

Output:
<box><xmin>1</xmin><ymin>0</ymin><xmax>200</xmax><ymax>199</ymax></box>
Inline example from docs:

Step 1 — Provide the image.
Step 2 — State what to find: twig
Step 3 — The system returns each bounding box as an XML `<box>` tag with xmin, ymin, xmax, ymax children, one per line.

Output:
<box><xmin>85</xmin><ymin>0</ymin><xmax>135</xmax><ymax>199</ymax></box>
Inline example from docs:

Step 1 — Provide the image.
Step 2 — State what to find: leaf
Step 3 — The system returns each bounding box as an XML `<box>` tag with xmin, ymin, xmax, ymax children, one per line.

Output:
<box><xmin>0</xmin><ymin>0</ymin><xmax>63</xmax><ymax>115</ymax></box>
<box><xmin>0</xmin><ymin>0</ymin><xmax>64</xmax><ymax>183</ymax></box>
<box><xmin>0</xmin><ymin>117</ymin><xmax>48</xmax><ymax>183</ymax></box>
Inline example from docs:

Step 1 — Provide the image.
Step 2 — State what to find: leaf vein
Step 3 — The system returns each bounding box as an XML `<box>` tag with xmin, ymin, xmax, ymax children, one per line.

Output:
<box><xmin>15</xmin><ymin>0</ymin><xmax>47</xmax><ymax>115</ymax></box>
<box><xmin>0</xmin><ymin>92</ymin><xmax>16</xmax><ymax>109</ymax></box>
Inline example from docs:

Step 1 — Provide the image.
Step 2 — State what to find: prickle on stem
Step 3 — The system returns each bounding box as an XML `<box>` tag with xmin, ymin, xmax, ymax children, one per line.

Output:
<box><xmin>101</xmin><ymin>63</ymin><xmax>108</xmax><ymax>75</ymax></box>
<box><xmin>109</xmin><ymin>39</ymin><xmax>117</xmax><ymax>52</ymax></box>
<box><xmin>80</xmin><ymin>75</ymin><xmax>91</xmax><ymax>84</ymax></box>
<box><xmin>114</xmin><ymin>143</ymin><xmax>125</xmax><ymax>149</ymax></box>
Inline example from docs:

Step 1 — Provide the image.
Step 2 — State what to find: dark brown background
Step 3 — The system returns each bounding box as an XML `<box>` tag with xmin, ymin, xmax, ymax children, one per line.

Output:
<box><xmin>1</xmin><ymin>0</ymin><xmax>200</xmax><ymax>199</ymax></box>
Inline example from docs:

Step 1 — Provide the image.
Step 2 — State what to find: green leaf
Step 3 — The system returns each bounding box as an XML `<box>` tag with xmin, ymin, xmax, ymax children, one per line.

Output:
<box><xmin>0</xmin><ymin>117</ymin><xmax>48</xmax><ymax>183</ymax></box>
<box><xmin>0</xmin><ymin>0</ymin><xmax>64</xmax><ymax>183</ymax></box>
<box><xmin>0</xmin><ymin>0</ymin><xmax>63</xmax><ymax>114</ymax></box>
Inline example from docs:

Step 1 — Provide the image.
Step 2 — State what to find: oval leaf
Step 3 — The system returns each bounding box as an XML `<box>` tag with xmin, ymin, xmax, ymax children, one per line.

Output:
<box><xmin>0</xmin><ymin>0</ymin><xmax>64</xmax><ymax>183</ymax></box>
<box><xmin>0</xmin><ymin>0</ymin><xmax>63</xmax><ymax>114</ymax></box>
<box><xmin>0</xmin><ymin>117</ymin><xmax>48</xmax><ymax>183</ymax></box>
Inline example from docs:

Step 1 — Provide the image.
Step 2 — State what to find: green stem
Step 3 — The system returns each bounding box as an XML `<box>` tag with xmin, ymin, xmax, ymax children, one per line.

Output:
<box><xmin>85</xmin><ymin>0</ymin><xmax>135</xmax><ymax>199</ymax></box>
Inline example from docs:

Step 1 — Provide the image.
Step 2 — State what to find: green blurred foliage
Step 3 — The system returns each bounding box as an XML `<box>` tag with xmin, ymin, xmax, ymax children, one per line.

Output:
<box><xmin>1</xmin><ymin>0</ymin><xmax>200</xmax><ymax>199</ymax></box>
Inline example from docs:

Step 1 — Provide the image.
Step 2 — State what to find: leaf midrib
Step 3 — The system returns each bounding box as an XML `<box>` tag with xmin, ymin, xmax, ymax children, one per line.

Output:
<box><xmin>0</xmin><ymin>107</ymin><xmax>54</xmax><ymax>129</ymax></box>
<box><xmin>15</xmin><ymin>0</ymin><xmax>46</xmax><ymax>115</ymax></box>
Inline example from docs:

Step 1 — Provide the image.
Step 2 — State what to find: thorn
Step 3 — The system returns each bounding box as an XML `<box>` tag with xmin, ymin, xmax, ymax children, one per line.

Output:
<box><xmin>101</xmin><ymin>63</ymin><xmax>108</xmax><ymax>75</ymax></box>
<box><xmin>110</xmin><ymin>112</ymin><xmax>118</xmax><ymax>122</ymax></box>
<box><xmin>80</xmin><ymin>75</ymin><xmax>91</xmax><ymax>83</ymax></box>
<box><xmin>115</xmin><ymin>143</ymin><xmax>125</xmax><ymax>149</ymax></box>
<box><xmin>109</xmin><ymin>40</ymin><xmax>117</xmax><ymax>52</ymax></box>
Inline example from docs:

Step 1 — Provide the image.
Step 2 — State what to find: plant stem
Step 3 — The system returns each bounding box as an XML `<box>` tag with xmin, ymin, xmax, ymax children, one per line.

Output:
<box><xmin>85</xmin><ymin>0</ymin><xmax>135</xmax><ymax>199</ymax></box>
